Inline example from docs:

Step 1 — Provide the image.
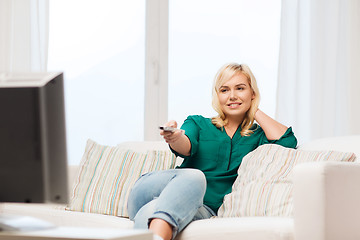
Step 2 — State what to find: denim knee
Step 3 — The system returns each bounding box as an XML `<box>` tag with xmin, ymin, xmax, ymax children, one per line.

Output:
<box><xmin>133</xmin><ymin>199</ymin><xmax>157</xmax><ymax>229</ymax></box>
<box><xmin>180</xmin><ymin>169</ymin><xmax>207</xmax><ymax>197</ymax></box>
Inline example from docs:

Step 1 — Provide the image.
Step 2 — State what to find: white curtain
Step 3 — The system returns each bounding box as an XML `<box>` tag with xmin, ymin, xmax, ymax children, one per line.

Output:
<box><xmin>276</xmin><ymin>0</ymin><xmax>360</xmax><ymax>144</ymax></box>
<box><xmin>0</xmin><ymin>0</ymin><xmax>49</xmax><ymax>72</ymax></box>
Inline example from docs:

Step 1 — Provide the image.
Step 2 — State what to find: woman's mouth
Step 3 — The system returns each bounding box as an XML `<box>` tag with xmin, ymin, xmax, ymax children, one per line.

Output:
<box><xmin>227</xmin><ymin>102</ymin><xmax>242</xmax><ymax>108</ymax></box>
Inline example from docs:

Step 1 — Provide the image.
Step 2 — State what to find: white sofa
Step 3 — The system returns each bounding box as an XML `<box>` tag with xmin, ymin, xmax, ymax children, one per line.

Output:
<box><xmin>2</xmin><ymin>135</ymin><xmax>360</xmax><ymax>240</ymax></box>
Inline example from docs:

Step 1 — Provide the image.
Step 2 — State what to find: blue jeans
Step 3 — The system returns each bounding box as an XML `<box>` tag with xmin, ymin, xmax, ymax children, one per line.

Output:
<box><xmin>127</xmin><ymin>169</ymin><xmax>216</xmax><ymax>239</ymax></box>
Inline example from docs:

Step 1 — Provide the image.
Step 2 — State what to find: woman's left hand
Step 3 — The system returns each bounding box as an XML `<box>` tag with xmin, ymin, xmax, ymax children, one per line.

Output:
<box><xmin>254</xmin><ymin>109</ymin><xmax>288</xmax><ymax>140</ymax></box>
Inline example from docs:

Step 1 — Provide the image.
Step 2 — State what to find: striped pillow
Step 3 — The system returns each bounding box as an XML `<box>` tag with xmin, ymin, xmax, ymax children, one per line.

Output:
<box><xmin>66</xmin><ymin>139</ymin><xmax>177</xmax><ymax>217</ymax></box>
<box><xmin>218</xmin><ymin>144</ymin><xmax>356</xmax><ymax>217</ymax></box>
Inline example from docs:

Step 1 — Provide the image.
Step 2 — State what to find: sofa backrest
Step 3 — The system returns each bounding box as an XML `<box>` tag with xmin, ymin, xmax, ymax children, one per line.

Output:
<box><xmin>116</xmin><ymin>141</ymin><xmax>170</xmax><ymax>151</ymax></box>
<box><xmin>117</xmin><ymin>141</ymin><xmax>184</xmax><ymax>165</ymax></box>
<box><xmin>66</xmin><ymin>136</ymin><xmax>359</xmax><ymax>195</ymax></box>
<box><xmin>299</xmin><ymin>135</ymin><xmax>360</xmax><ymax>160</ymax></box>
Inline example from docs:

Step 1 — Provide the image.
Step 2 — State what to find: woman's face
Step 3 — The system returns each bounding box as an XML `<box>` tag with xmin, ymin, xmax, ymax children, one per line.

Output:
<box><xmin>218</xmin><ymin>73</ymin><xmax>254</xmax><ymax>121</ymax></box>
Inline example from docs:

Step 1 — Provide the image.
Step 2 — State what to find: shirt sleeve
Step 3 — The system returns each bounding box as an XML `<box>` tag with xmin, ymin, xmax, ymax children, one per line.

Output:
<box><xmin>169</xmin><ymin>115</ymin><xmax>200</xmax><ymax>158</ymax></box>
<box><xmin>258</xmin><ymin>127</ymin><xmax>298</xmax><ymax>149</ymax></box>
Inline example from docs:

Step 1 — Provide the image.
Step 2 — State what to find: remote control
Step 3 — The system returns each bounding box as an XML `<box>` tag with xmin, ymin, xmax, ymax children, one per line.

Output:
<box><xmin>159</xmin><ymin>126</ymin><xmax>177</xmax><ymax>132</ymax></box>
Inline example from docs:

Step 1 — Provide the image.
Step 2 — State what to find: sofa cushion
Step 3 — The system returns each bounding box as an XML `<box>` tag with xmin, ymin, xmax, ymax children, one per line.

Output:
<box><xmin>66</xmin><ymin>139</ymin><xmax>177</xmax><ymax>217</ymax></box>
<box><xmin>176</xmin><ymin>217</ymin><xmax>294</xmax><ymax>240</ymax></box>
<box><xmin>218</xmin><ymin>144</ymin><xmax>356</xmax><ymax>218</ymax></box>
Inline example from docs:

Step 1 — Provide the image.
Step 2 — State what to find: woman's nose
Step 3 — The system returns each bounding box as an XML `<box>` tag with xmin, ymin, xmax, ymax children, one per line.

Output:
<box><xmin>229</xmin><ymin>90</ymin><xmax>237</xmax><ymax>100</ymax></box>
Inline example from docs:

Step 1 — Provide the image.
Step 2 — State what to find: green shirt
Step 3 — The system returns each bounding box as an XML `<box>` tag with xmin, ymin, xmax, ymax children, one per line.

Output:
<box><xmin>172</xmin><ymin>115</ymin><xmax>297</xmax><ymax>213</ymax></box>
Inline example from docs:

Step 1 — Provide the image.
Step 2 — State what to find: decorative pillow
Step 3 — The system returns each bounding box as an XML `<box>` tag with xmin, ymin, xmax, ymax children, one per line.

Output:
<box><xmin>66</xmin><ymin>139</ymin><xmax>177</xmax><ymax>217</ymax></box>
<box><xmin>218</xmin><ymin>144</ymin><xmax>356</xmax><ymax>217</ymax></box>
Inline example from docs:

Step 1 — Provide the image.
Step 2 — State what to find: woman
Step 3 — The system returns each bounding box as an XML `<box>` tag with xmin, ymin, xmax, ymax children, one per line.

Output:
<box><xmin>127</xmin><ymin>63</ymin><xmax>297</xmax><ymax>240</ymax></box>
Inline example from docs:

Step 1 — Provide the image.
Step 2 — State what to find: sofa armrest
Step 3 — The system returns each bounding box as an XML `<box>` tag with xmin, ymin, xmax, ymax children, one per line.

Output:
<box><xmin>293</xmin><ymin>162</ymin><xmax>360</xmax><ymax>240</ymax></box>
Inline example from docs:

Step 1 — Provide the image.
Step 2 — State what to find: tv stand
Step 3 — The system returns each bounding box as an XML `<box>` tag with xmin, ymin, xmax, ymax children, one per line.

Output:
<box><xmin>0</xmin><ymin>225</ymin><xmax>152</xmax><ymax>240</ymax></box>
<box><xmin>0</xmin><ymin>214</ymin><xmax>56</xmax><ymax>232</ymax></box>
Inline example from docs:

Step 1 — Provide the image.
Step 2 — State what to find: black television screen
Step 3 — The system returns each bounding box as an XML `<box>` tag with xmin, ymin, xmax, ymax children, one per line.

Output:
<box><xmin>0</xmin><ymin>72</ymin><xmax>68</xmax><ymax>204</ymax></box>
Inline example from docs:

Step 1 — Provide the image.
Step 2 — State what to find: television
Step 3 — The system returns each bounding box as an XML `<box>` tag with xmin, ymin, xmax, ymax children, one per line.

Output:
<box><xmin>0</xmin><ymin>72</ymin><xmax>68</xmax><ymax>204</ymax></box>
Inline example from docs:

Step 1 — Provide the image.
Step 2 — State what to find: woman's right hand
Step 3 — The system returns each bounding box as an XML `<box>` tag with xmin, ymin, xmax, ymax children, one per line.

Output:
<box><xmin>160</xmin><ymin>120</ymin><xmax>183</xmax><ymax>144</ymax></box>
<box><xmin>160</xmin><ymin>120</ymin><xmax>191</xmax><ymax>156</ymax></box>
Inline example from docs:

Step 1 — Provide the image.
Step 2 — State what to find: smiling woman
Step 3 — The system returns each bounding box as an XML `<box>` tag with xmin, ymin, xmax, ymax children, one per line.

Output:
<box><xmin>217</xmin><ymin>73</ymin><xmax>254</xmax><ymax>134</ymax></box>
<box><xmin>212</xmin><ymin>63</ymin><xmax>260</xmax><ymax>137</ymax></box>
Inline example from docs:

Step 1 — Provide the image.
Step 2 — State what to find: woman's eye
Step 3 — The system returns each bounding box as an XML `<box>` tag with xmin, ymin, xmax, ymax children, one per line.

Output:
<box><xmin>220</xmin><ymin>89</ymin><xmax>228</xmax><ymax>93</ymax></box>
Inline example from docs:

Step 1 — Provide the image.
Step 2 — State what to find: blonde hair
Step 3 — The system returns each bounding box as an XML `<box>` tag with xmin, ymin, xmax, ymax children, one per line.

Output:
<box><xmin>211</xmin><ymin>63</ymin><xmax>260</xmax><ymax>136</ymax></box>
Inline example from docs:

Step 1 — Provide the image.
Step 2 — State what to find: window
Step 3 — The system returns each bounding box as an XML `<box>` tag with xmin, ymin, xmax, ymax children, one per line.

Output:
<box><xmin>48</xmin><ymin>0</ymin><xmax>281</xmax><ymax>164</ymax></box>
<box><xmin>48</xmin><ymin>0</ymin><xmax>145</xmax><ymax>164</ymax></box>
<box><xmin>169</xmin><ymin>0</ymin><xmax>281</xmax><ymax>124</ymax></box>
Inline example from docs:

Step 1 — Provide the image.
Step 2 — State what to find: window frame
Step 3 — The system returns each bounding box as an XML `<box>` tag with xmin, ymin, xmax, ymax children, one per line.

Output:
<box><xmin>144</xmin><ymin>0</ymin><xmax>169</xmax><ymax>140</ymax></box>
